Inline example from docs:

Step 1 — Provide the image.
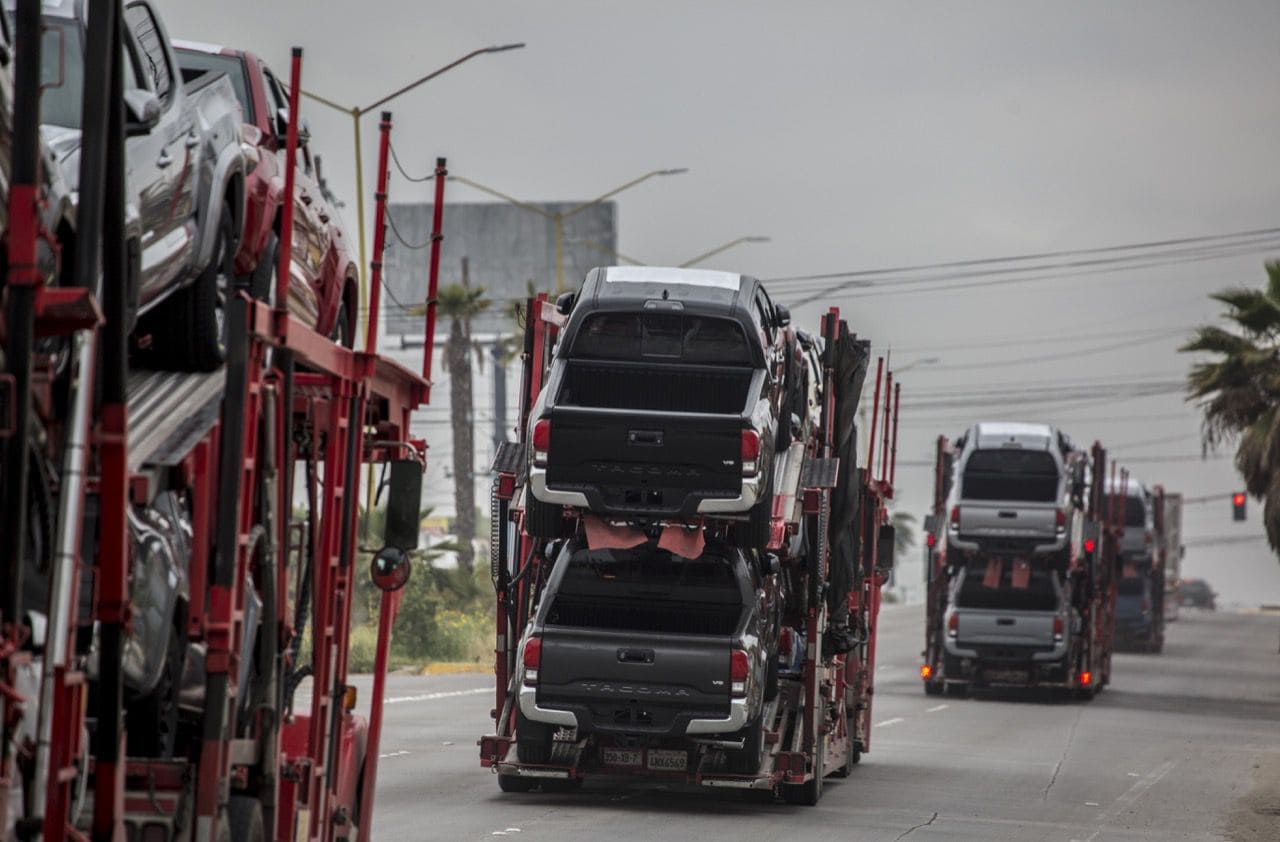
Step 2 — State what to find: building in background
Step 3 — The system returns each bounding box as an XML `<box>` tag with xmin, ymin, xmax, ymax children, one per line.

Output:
<box><xmin>378</xmin><ymin>201</ymin><xmax>618</xmax><ymax>517</ymax></box>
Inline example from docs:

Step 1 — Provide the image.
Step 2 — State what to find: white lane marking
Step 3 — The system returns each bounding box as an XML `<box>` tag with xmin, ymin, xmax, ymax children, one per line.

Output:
<box><xmin>875</xmin><ymin>717</ymin><xmax>905</xmax><ymax>727</ymax></box>
<box><xmin>378</xmin><ymin>750</ymin><xmax>411</xmax><ymax>759</ymax></box>
<box><xmin>1126</xmin><ymin>772</ymin><xmax>1140</xmax><ymax>777</ymax></box>
<box><xmin>926</xmin><ymin>704</ymin><xmax>949</xmax><ymax>713</ymax></box>
<box><xmin>1084</xmin><ymin>802</ymin><xmax>1100</xmax><ymax>807</ymax></box>
<box><xmin>1069</xmin><ymin>832</ymin><xmax>1100</xmax><ymax>842</ymax></box>
<box><xmin>385</xmin><ymin>687</ymin><xmax>489</xmax><ymax>705</ymax></box>
<box><xmin>1098</xmin><ymin>761</ymin><xmax>1177</xmax><ymax>821</ymax></box>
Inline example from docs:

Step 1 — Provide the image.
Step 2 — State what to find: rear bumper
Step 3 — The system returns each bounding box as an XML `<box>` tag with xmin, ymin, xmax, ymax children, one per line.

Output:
<box><xmin>947</xmin><ymin>532</ymin><xmax>1067</xmax><ymax>556</ymax></box>
<box><xmin>518</xmin><ymin>683</ymin><xmax>749</xmax><ymax>736</ymax></box>
<box><xmin>528</xmin><ymin>464</ymin><xmax>763</xmax><ymax>517</ymax></box>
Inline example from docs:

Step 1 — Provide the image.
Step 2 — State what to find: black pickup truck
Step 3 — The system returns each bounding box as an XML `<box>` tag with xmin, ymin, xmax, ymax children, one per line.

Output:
<box><xmin>525</xmin><ymin>266</ymin><xmax>791</xmax><ymax>546</ymax></box>
<box><xmin>516</xmin><ymin>538</ymin><xmax>781</xmax><ymax>775</ymax></box>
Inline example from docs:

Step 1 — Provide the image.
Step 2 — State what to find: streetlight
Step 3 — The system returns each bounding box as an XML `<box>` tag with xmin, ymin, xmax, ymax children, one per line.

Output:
<box><xmin>450</xmin><ymin>168</ymin><xmax>688</xmax><ymax>290</ymax></box>
<box><xmin>300</xmin><ymin>43</ymin><xmax>525</xmax><ymax>323</ymax></box>
<box><xmin>678</xmin><ymin>235</ymin><xmax>770</xmax><ymax>268</ymax></box>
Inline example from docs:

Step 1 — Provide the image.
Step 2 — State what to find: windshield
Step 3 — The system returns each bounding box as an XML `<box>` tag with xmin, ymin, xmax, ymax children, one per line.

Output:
<box><xmin>571</xmin><ymin>312</ymin><xmax>753</xmax><ymax>365</ymax></box>
<box><xmin>961</xmin><ymin>448</ymin><xmax>1060</xmax><ymax>503</ymax></box>
<box><xmin>956</xmin><ymin>567</ymin><xmax>1060</xmax><ymax>611</ymax></box>
<box><xmin>39</xmin><ymin>17</ymin><xmax>85</xmax><ymax>129</ymax></box>
<box><xmin>1124</xmin><ymin>496</ymin><xmax>1147</xmax><ymax>528</ymax></box>
<box><xmin>175</xmin><ymin>50</ymin><xmax>251</xmax><ymax>121</ymax></box>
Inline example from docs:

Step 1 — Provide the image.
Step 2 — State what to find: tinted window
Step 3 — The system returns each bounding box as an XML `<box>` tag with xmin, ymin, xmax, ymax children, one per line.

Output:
<box><xmin>962</xmin><ymin>449</ymin><xmax>1059</xmax><ymax>502</ymax></box>
<box><xmin>175</xmin><ymin>50</ymin><xmax>250</xmax><ymax>121</ymax></box>
<box><xmin>956</xmin><ymin>567</ymin><xmax>1059</xmax><ymax>611</ymax></box>
<box><xmin>1118</xmin><ymin>577</ymin><xmax>1147</xmax><ymax>597</ymax></box>
<box><xmin>1123</xmin><ymin>496</ymin><xmax>1147</xmax><ymax>528</ymax></box>
<box><xmin>572</xmin><ymin>312</ymin><xmax>752</xmax><ymax>364</ymax></box>
<box><xmin>125</xmin><ymin>3</ymin><xmax>172</xmax><ymax>102</ymax></box>
<box><xmin>38</xmin><ymin>18</ymin><xmax>84</xmax><ymax>129</ymax></box>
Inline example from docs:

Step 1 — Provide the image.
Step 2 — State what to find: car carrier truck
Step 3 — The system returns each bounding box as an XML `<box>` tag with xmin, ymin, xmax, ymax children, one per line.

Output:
<box><xmin>0</xmin><ymin>10</ymin><xmax>439</xmax><ymax>837</ymax></box>
<box><xmin>480</xmin><ymin>282</ymin><xmax>901</xmax><ymax>805</ymax></box>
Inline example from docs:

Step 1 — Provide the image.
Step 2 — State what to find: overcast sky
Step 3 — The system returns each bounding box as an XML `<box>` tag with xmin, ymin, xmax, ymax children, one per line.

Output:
<box><xmin>161</xmin><ymin>0</ymin><xmax>1280</xmax><ymax>604</ymax></box>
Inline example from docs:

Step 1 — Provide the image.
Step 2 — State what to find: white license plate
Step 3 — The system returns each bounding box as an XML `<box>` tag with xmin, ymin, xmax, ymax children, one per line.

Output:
<box><xmin>987</xmin><ymin>670</ymin><xmax>1029</xmax><ymax>684</ymax></box>
<box><xmin>646</xmin><ymin>749</ymin><xmax>688</xmax><ymax>771</ymax></box>
<box><xmin>601</xmin><ymin>748</ymin><xmax>642</xmax><ymax>768</ymax></box>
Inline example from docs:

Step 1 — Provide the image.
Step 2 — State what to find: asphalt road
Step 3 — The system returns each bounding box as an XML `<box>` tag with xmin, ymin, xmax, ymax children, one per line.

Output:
<box><xmin>358</xmin><ymin>605</ymin><xmax>1280</xmax><ymax>841</ymax></box>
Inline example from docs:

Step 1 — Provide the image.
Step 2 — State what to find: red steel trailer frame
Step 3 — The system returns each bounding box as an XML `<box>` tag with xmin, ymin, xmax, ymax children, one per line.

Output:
<box><xmin>479</xmin><ymin>302</ymin><xmax>899</xmax><ymax>804</ymax></box>
<box><xmin>0</xmin><ymin>22</ymin><xmax>435</xmax><ymax>839</ymax></box>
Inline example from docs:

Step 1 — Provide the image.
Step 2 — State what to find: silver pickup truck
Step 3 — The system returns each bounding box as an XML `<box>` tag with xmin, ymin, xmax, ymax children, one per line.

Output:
<box><xmin>945</xmin><ymin>422</ymin><xmax>1083</xmax><ymax>564</ymax></box>
<box><xmin>30</xmin><ymin>0</ymin><xmax>244</xmax><ymax>370</ymax></box>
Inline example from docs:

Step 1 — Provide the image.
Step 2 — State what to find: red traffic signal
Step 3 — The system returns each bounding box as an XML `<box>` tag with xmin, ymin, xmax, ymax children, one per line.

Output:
<box><xmin>1232</xmin><ymin>492</ymin><xmax>1247</xmax><ymax>522</ymax></box>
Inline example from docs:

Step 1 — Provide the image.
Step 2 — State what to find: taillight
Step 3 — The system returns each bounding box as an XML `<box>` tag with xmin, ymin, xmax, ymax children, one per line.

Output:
<box><xmin>1053</xmin><ymin>615</ymin><xmax>1064</xmax><ymax>642</ymax></box>
<box><xmin>947</xmin><ymin>613</ymin><xmax>958</xmax><ymax>638</ymax></box>
<box><xmin>949</xmin><ymin>505</ymin><xmax>960</xmax><ymax>530</ymax></box>
<box><xmin>1078</xmin><ymin>671</ymin><xmax>1092</xmax><ymax>687</ymax></box>
<box><xmin>532</xmin><ymin>419</ymin><xmax>551</xmax><ymax>468</ymax></box>
<box><xmin>919</xmin><ymin>664</ymin><xmax>933</xmax><ymax>680</ymax></box>
<box><xmin>926</xmin><ymin>532</ymin><xmax>936</xmax><ymax>548</ymax></box>
<box><xmin>1084</xmin><ymin>537</ymin><xmax>1096</xmax><ymax>554</ymax></box>
<box><xmin>1056</xmin><ymin>509</ymin><xmax>1067</xmax><ymax>534</ymax></box>
<box><xmin>741</xmin><ymin>430</ymin><xmax>761</xmax><ymax>477</ymax></box>
<box><xmin>730</xmin><ymin>649</ymin><xmax>749</xmax><ymax>697</ymax></box>
<box><xmin>522</xmin><ymin>636</ymin><xmax>542</xmax><ymax>686</ymax></box>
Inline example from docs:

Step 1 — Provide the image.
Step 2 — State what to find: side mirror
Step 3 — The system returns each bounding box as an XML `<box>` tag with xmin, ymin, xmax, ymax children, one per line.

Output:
<box><xmin>766</xmin><ymin>553</ymin><xmax>781</xmax><ymax>576</ymax></box>
<box><xmin>555</xmin><ymin>291</ymin><xmax>576</xmax><ymax>316</ymax></box>
<box><xmin>922</xmin><ymin>514</ymin><xmax>938</xmax><ymax>535</ymax></box>
<box><xmin>275</xmin><ymin>107</ymin><xmax>310</xmax><ymax>147</ymax></box>
<box><xmin>775</xmin><ymin>303</ymin><xmax>791</xmax><ymax>328</ymax></box>
<box><xmin>876</xmin><ymin>524</ymin><xmax>896</xmax><ymax>572</ymax></box>
<box><xmin>370</xmin><ymin>459</ymin><xmax>423</xmax><ymax>593</ymax></box>
<box><xmin>299</xmin><ymin>117</ymin><xmax>312</xmax><ymax>148</ymax></box>
<box><xmin>124</xmin><ymin>89</ymin><xmax>161</xmax><ymax>136</ymax></box>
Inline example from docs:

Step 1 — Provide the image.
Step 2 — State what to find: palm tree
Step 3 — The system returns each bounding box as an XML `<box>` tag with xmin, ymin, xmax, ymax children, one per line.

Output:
<box><xmin>437</xmin><ymin>258</ymin><xmax>490</xmax><ymax>572</ymax></box>
<box><xmin>1182</xmin><ymin>260</ymin><xmax>1280</xmax><ymax>555</ymax></box>
<box><xmin>891</xmin><ymin>511</ymin><xmax>916</xmax><ymax>562</ymax></box>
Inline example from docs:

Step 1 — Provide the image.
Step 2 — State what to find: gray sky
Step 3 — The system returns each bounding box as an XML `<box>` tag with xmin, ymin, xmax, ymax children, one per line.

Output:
<box><xmin>160</xmin><ymin>0</ymin><xmax>1280</xmax><ymax>604</ymax></box>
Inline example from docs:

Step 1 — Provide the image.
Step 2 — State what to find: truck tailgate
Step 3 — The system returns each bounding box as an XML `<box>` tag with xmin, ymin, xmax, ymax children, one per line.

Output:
<box><xmin>959</xmin><ymin>503</ymin><xmax>1058</xmax><ymax>541</ymax></box>
<box><xmin>956</xmin><ymin>609</ymin><xmax>1057</xmax><ymax>649</ymax></box>
<box><xmin>540</xmin><ymin>627</ymin><xmax>732</xmax><ymax>734</ymax></box>
<box><xmin>546</xmin><ymin>406</ymin><xmax>743</xmax><ymax>514</ymax></box>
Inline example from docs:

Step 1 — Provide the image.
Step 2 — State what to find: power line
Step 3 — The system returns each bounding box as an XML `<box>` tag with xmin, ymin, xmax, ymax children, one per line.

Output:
<box><xmin>922</xmin><ymin>330</ymin><xmax>1187</xmax><ymax>372</ymax></box>
<box><xmin>889</xmin><ymin>323</ymin><xmax>1197</xmax><ymax>354</ymax></box>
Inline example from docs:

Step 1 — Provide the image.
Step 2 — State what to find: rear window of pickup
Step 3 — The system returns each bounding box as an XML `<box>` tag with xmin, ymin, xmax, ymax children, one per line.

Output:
<box><xmin>961</xmin><ymin>449</ymin><xmax>1059</xmax><ymax>503</ymax></box>
<box><xmin>957</xmin><ymin>568</ymin><xmax>1059</xmax><ymax>612</ymax></box>
<box><xmin>571</xmin><ymin>312</ymin><xmax>752</xmax><ymax>365</ymax></box>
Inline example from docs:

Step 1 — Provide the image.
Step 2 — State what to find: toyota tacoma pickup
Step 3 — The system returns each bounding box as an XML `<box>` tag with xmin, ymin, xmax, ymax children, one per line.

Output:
<box><xmin>31</xmin><ymin>0</ymin><xmax>245</xmax><ymax>370</ymax></box>
<box><xmin>525</xmin><ymin>266</ymin><xmax>791</xmax><ymax>547</ymax></box>
<box><xmin>516</xmin><ymin>538</ymin><xmax>781</xmax><ymax>774</ymax></box>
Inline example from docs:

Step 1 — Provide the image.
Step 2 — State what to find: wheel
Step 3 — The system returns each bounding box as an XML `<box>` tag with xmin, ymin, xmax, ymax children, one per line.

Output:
<box><xmin>728</xmin><ymin>715</ymin><xmax>766</xmax><ymax>774</ymax></box>
<box><xmin>329</xmin><ymin>295</ymin><xmax>355</xmax><ymax>349</ymax></box>
<box><xmin>126</xmin><ymin>622</ymin><xmax>185</xmax><ymax>758</ymax></box>
<box><xmin>515</xmin><ymin>709</ymin><xmax>552</xmax><ymax>764</ymax></box>
<box><xmin>227</xmin><ymin>795</ymin><xmax>265</xmax><ymax>842</ymax></box>
<box><xmin>179</xmin><ymin>203</ymin><xmax>236</xmax><ymax>371</ymax></box>
<box><xmin>764</xmin><ymin>653</ymin><xmax>780</xmax><ymax>702</ymax></box>
<box><xmin>498</xmin><ymin>774</ymin><xmax>536</xmax><ymax>793</ymax></box>
<box><xmin>241</xmin><ymin>526</ymin><xmax>277</xmax><ymax>732</ymax></box>
<box><xmin>782</xmin><ymin>734</ymin><xmax>824</xmax><ymax>805</ymax></box>
<box><xmin>744</xmin><ymin>488</ymin><xmax>774</xmax><ymax>550</ymax></box>
<box><xmin>524</xmin><ymin>494</ymin><xmax>565</xmax><ymax>539</ymax></box>
<box><xmin>830</xmin><ymin>725</ymin><xmax>856</xmax><ymax>778</ymax></box>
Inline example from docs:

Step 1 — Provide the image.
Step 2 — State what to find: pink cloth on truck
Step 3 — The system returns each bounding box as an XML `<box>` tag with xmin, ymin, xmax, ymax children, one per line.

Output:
<box><xmin>658</xmin><ymin>523</ymin><xmax>705</xmax><ymax>559</ymax></box>
<box><xmin>983</xmin><ymin>557</ymin><xmax>1003</xmax><ymax>589</ymax></box>
<box><xmin>583</xmin><ymin>515</ymin><xmax>647</xmax><ymax>551</ymax></box>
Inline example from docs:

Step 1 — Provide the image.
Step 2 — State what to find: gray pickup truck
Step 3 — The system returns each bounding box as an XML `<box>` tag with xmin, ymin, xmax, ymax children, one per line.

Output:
<box><xmin>945</xmin><ymin>422</ymin><xmax>1082</xmax><ymax>565</ymax></box>
<box><xmin>31</xmin><ymin>0</ymin><xmax>244</xmax><ymax>370</ymax></box>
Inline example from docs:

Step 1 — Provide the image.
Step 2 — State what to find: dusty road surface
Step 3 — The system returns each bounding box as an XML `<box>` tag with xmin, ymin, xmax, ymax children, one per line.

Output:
<box><xmin>352</xmin><ymin>605</ymin><xmax>1279</xmax><ymax>841</ymax></box>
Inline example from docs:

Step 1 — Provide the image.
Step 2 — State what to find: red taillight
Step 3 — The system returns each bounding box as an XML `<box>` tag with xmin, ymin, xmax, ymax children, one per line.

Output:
<box><xmin>522</xmin><ymin>637</ymin><xmax>541</xmax><ymax>686</ymax></box>
<box><xmin>1079</xmin><ymin>671</ymin><xmax>1092</xmax><ymax>687</ymax></box>
<box><xmin>730</xmin><ymin>649</ymin><xmax>749</xmax><ymax>697</ymax></box>
<box><xmin>1056</xmin><ymin>509</ymin><xmax>1066</xmax><ymax>533</ymax></box>
<box><xmin>741</xmin><ymin>430</ymin><xmax>761</xmax><ymax>477</ymax></box>
<box><xmin>947</xmin><ymin>613</ymin><xmax>958</xmax><ymax>637</ymax></box>
<box><xmin>1084</xmin><ymin>538</ymin><xmax>1096</xmax><ymax>554</ymax></box>
<box><xmin>949</xmin><ymin>505</ymin><xmax>960</xmax><ymax>529</ymax></box>
<box><xmin>926</xmin><ymin>532</ymin><xmax>936</xmax><ymax>548</ymax></box>
<box><xmin>532</xmin><ymin>419</ymin><xmax>551</xmax><ymax>467</ymax></box>
<box><xmin>920</xmin><ymin>664</ymin><xmax>933</xmax><ymax>680</ymax></box>
<box><xmin>1053</xmin><ymin>615</ymin><xmax>1064</xmax><ymax>641</ymax></box>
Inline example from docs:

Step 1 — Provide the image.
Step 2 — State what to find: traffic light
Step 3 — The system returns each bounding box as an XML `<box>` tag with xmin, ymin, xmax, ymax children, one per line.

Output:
<box><xmin>1232</xmin><ymin>492</ymin><xmax>1247</xmax><ymax>522</ymax></box>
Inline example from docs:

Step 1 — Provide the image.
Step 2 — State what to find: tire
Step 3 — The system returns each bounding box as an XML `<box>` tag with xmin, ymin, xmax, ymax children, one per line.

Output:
<box><xmin>227</xmin><ymin>795</ymin><xmax>265</xmax><ymax>842</ymax></box>
<box><xmin>182</xmin><ymin>203</ymin><xmax>236</xmax><ymax>371</ymax></box>
<box><xmin>744</xmin><ymin>488</ymin><xmax>774</xmax><ymax>550</ymax></box>
<box><xmin>515</xmin><ymin>709</ymin><xmax>552</xmax><ymax>764</ymax></box>
<box><xmin>830</xmin><ymin>719</ymin><xmax>856</xmax><ymax>779</ymax></box>
<box><xmin>329</xmin><ymin>296</ymin><xmax>355</xmax><ymax>349</ymax></box>
<box><xmin>126</xmin><ymin>622</ymin><xmax>185</xmax><ymax>758</ymax></box>
<box><xmin>924</xmin><ymin>678</ymin><xmax>944</xmax><ymax>696</ymax></box>
<box><xmin>497</xmin><ymin>774</ymin><xmax>536</xmax><ymax>793</ymax></box>
<box><xmin>525</xmin><ymin>494</ymin><xmax>565</xmax><ymax>539</ymax></box>
<box><xmin>782</xmin><ymin>733</ymin><xmax>824</xmax><ymax>805</ymax></box>
<box><xmin>729</xmin><ymin>715</ymin><xmax>766</xmax><ymax>774</ymax></box>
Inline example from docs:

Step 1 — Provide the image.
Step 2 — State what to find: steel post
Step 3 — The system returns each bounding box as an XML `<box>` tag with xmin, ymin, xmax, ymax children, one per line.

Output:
<box><xmin>423</xmin><ymin>157</ymin><xmax>448</xmax><ymax>387</ymax></box>
<box><xmin>365</xmin><ymin>112</ymin><xmax>393</xmax><ymax>353</ymax></box>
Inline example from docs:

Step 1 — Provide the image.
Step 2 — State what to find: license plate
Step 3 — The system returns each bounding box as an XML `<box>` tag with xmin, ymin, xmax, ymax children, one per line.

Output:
<box><xmin>647</xmin><ymin>749</ymin><xmax>688</xmax><ymax>771</ymax></box>
<box><xmin>986</xmin><ymin>669</ymin><xmax>1029</xmax><ymax>684</ymax></box>
<box><xmin>601</xmin><ymin>748</ymin><xmax>642</xmax><ymax>768</ymax></box>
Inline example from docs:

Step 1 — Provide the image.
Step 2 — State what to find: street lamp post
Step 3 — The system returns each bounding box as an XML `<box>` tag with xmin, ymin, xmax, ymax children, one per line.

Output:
<box><xmin>678</xmin><ymin>235</ymin><xmax>770</xmax><ymax>268</ymax></box>
<box><xmin>300</xmin><ymin>43</ymin><xmax>524</xmax><ymax>326</ymax></box>
<box><xmin>450</xmin><ymin>168</ymin><xmax>688</xmax><ymax>291</ymax></box>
